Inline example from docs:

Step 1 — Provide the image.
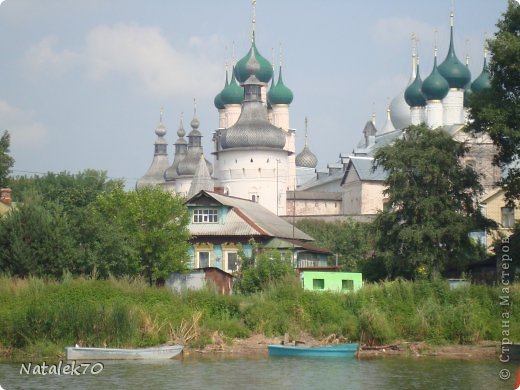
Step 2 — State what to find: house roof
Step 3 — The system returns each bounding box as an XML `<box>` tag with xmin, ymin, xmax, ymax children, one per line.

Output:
<box><xmin>263</xmin><ymin>237</ymin><xmax>332</xmax><ymax>254</ymax></box>
<box><xmin>341</xmin><ymin>156</ymin><xmax>388</xmax><ymax>185</ymax></box>
<box><xmin>187</xmin><ymin>191</ymin><xmax>313</xmax><ymax>241</ymax></box>
<box><xmin>297</xmin><ymin>170</ymin><xmax>344</xmax><ymax>191</ymax></box>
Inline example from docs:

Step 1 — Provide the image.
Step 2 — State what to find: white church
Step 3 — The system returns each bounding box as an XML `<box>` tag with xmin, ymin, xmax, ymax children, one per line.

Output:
<box><xmin>137</xmin><ymin>5</ymin><xmax>497</xmax><ymax>221</ymax></box>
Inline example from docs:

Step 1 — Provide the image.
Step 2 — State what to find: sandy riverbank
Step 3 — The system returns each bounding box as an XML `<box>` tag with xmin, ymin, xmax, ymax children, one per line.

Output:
<box><xmin>185</xmin><ymin>333</ymin><xmax>499</xmax><ymax>360</ymax></box>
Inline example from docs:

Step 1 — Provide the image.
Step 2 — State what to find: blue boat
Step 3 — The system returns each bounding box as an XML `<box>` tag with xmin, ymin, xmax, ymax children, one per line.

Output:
<box><xmin>268</xmin><ymin>343</ymin><xmax>358</xmax><ymax>358</ymax></box>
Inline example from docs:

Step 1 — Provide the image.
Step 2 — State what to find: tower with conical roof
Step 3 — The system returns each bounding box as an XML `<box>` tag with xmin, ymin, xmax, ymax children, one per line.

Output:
<box><xmin>379</xmin><ymin>104</ymin><xmax>397</xmax><ymax>134</ymax></box>
<box><xmin>188</xmin><ymin>154</ymin><xmax>214</xmax><ymax>198</ymax></box>
<box><xmin>438</xmin><ymin>7</ymin><xmax>471</xmax><ymax>125</ymax></box>
<box><xmin>215</xmin><ymin>2</ymin><xmax>290</xmax><ymax>215</ymax></box>
<box><xmin>422</xmin><ymin>41</ymin><xmax>449</xmax><ymax>129</ymax></box>
<box><xmin>164</xmin><ymin>113</ymin><xmax>188</xmax><ymax>192</ymax></box>
<box><xmin>136</xmin><ymin>108</ymin><xmax>171</xmax><ymax>190</ymax></box>
<box><xmin>175</xmin><ymin>100</ymin><xmax>213</xmax><ymax>196</ymax></box>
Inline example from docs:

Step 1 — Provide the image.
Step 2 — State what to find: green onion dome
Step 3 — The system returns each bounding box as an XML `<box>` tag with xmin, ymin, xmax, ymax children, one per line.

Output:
<box><xmin>438</xmin><ymin>26</ymin><xmax>471</xmax><ymax>89</ymax></box>
<box><xmin>221</xmin><ymin>68</ymin><xmax>244</xmax><ymax>105</ymax></box>
<box><xmin>267</xmin><ymin>66</ymin><xmax>293</xmax><ymax>105</ymax></box>
<box><xmin>235</xmin><ymin>38</ymin><xmax>273</xmax><ymax>84</ymax></box>
<box><xmin>471</xmin><ymin>57</ymin><xmax>491</xmax><ymax>93</ymax></box>
<box><xmin>404</xmin><ymin>64</ymin><xmax>426</xmax><ymax>107</ymax></box>
<box><xmin>267</xmin><ymin>76</ymin><xmax>275</xmax><ymax>108</ymax></box>
<box><xmin>214</xmin><ymin>71</ymin><xmax>228</xmax><ymax>110</ymax></box>
<box><xmin>214</xmin><ymin>94</ymin><xmax>225</xmax><ymax>110</ymax></box>
<box><xmin>421</xmin><ymin>56</ymin><xmax>450</xmax><ymax>101</ymax></box>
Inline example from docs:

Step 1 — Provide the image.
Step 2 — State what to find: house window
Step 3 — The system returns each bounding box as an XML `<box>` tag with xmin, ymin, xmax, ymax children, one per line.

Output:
<box><xmin>193</xmin><ymin>209</ymin><xmax>218</xmax><ymax>223</ymax></box>
<box><xmin>342</xmin><ymin>280</ymin><xmax>354</xmax><ymax>291</ymax></box>
<box><xmin>313</xmin><ymin>279</ymin><xmax>324</xmax><ymax>290</ymax></box>
<box><xmin>501</xmin><ymin>207</ymin><xmax>515</xmax><ymax>228</ymax></box>
<box><xmin>252</xmin><ymin>195</ymin><xmax>256</xmax><ymax>202</ymax></box>
<box><xmin>225</xmin><ymin>252</ymin><xmax>239</xmax><ymax>273</ymax></box>
<box><xmin>197</xmin><ymin>251</ymin><xmax>210</xmax><ymax>268</ymax></box>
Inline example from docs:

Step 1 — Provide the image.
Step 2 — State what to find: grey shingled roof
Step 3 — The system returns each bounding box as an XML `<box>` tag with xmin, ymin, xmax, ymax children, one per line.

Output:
<box><xmin>341</xmin><ymin>157</ymin><xmax>388</xmax><ymax>185</ymax></box>
<box><xmin>187</xmin><ymin>191</ymin><xmax>313</xmax><ymax>241</ymax></box>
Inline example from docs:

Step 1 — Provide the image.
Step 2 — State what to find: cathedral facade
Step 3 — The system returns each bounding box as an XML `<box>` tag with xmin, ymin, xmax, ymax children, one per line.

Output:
<box><xmin>137</xmin><ymin>5</ymin><xmax>498</xmax><ymax>223</ymax></box>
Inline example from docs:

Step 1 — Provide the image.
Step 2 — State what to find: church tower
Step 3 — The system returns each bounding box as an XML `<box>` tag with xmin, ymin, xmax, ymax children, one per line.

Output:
<box><xmin>175</xmin><ymin>102</ymin><xmax>213</xmax><ymax>196</ymax></box>
<box><xmin>215</xmin><ymin>28</ymin><xmax>289</xmax><ymax>214</ymax></box>
<box><xmin>438</xmin><ymin>7</ymin><xmax>471</xmax><ymax>125</ymax></box>
<box><xmin>422</xmin><ymin>46</ymin><xmax>449</xmax><ymax>129</ymax></box>
<box><xmin>136</xmin><ymin>109</ymin><xmax>170</xmax><ymax>189</ymax></box>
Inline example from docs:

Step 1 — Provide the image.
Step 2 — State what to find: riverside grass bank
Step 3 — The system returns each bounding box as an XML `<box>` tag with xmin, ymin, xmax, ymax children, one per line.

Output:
<box><xmin>0</xmin><ymin>276</ymin><xmax>518</xmax><ymax>361</ymax></box>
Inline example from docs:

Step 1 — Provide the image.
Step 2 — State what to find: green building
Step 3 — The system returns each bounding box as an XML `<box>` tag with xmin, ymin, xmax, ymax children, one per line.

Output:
<box><xmin>302</xmin><ymin>271</ymin><xmax>362</xmax><ymax>293</ymax></box>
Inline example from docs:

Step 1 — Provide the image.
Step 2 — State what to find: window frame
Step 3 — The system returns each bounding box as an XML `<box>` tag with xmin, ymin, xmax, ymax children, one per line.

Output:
<box><xmin>197</xmin><ymin>251</ymin><xmax>211</xmax><ymax>268</ymax></box>
<box><xmin>193</xmin><ymin>208</ymin><xmax>218</xmax><ymax>224</ymax></box>
<box><xmin>312</xmin><ymin>278</ymin><xmax>325</xmax><ymax>290</ymax></box>
<box><xmin>224</xmin><ymin>251</ymin><xmax>239</xmax><ymax>273</ymax></box>
<box><xmin>501</xmin><ymin>207</ymin><xmax>515</xmax><ymax>228</ymax></box>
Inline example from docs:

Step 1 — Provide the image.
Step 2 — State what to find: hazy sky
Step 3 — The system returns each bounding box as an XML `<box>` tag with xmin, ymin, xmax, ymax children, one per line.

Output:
<box><xmin>1</xmin><ymin>0</ymin><xmax>507</xmax><ymax>188</ymax></box>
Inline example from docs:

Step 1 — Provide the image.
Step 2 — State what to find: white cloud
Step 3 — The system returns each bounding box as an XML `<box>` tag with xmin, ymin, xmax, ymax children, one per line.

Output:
<box><xmin>24</xmin><ymin>35</ymin><xmax>79</xmax><ymax>75</ymax></box>
<box><xmin>372</xmin><ymin>17</ymin><xmax>437</xmax><ymax>50</ymax></box>
<box><xmin>0</xmin><ymin>100</ymin><xmax>48</xmax><ymax>148</ymax></box>
<box><xmin>24</xmin><ymin>24</ymin><xmax>222</xmax><ymax>99</ymax></box>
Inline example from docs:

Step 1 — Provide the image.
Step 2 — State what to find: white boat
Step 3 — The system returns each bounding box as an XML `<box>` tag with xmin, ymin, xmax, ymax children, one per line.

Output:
<box><xmin>65</xmin><ymin>345</ymin><xmax>183</xmax><ymax>360</ymax></box>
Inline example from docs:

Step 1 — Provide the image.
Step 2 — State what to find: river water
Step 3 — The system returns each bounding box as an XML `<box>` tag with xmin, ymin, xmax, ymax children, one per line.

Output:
<box><xmin>0</xmin><ymin>354</ymin><xmax>515</xmax><ymax>389</ymax></box>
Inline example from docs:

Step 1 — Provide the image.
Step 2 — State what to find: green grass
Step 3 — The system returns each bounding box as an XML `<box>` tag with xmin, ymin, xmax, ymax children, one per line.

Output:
<box><xmin>0</xmin><ymin>275</ymin><xmax>517</xmax><ymax>359</ymax></box>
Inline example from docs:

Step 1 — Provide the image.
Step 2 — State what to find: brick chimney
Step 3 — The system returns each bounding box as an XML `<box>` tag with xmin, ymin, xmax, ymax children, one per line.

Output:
<box><xmin>0</xmin><ymin>188</ymin><xmax>12</xmax><ymax>206</ymax></box>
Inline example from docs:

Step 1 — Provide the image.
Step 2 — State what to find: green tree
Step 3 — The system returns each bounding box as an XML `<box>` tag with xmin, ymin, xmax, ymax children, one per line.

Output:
<box><xmin>9</xmin><ymin>170</ymin><xmax>122</xmax><ymax>215</ymax></box>
<box><xmin>467</xmin><ymin>1</ymin><xmax>520</xmax><ymax>202</ymax></box>
<box><xmin>372</xmin><ymin>125</ymin><xmax>492</xmax><ymax>279</ymax></box>
<box><xmin>295</xmin><ymin>219</ymin><xmax>374</xmax><ymax>271</ymax></box>
<box><xmin>9</xmin><ymin>170</ymin><xmax>131</xmax><ymax>277</ymax></box>
<box><xmin>95</xmin><ymin>186</ymin><xmax>190</xmax><ymax>285</ymax></box>
<box><xmin>234</xmin><ymin>242</ymin><xmax>295</xmax><ymax>294</ymax></box>
<box><xmin>0</xmin><ymin>192</ymin><xmax>78</xmax><ymax>277</ymax></box>
<box><xmin>0</xmin><ymin>131</ymin><xmax>14</xmax><ymax>188</ymax></box>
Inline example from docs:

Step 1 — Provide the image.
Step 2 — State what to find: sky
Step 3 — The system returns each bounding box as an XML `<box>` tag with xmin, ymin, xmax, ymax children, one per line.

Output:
<box><xmin>0</xmin><ymin>0</ymin><xmax>508</xmax><ymax>189</ymax></box>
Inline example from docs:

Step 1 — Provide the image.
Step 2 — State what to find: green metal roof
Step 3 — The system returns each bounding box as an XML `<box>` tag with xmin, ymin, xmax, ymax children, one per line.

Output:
<box><xmin>422</xmin><ymin>56</ymin><xmax>449</xmax><ymax>101</ymax></box>
<box><xmin>214</xmin><ymin>71</ymin><xmax>228</xmax><ymax>109</ymax></box>
<box><xmin>438</xmin><ymin>26</ymin><xmax>471</xmax><ymax>89</ymax></box>
<box><xmin>471</xmin><ymin>57</ymin><xmax>491</xmax><ymax>93</ymax></box>
<box><xmin>404</xmin><ymin>64</ymin><xmax>426</xmax><ymax>107</ymax></box>
<box><xmin>267</xmin><ymin>66</ymin><xmax>294</xmax><ymax>105</ymax></box>
<box><xmin>235</xmin><ymin>39</ymin><xmax>273</xmax><ymax>84</ymax></box>
<box><xmin>221</xmin><ymin>69</ymin><xmax>244</xmax><ymax>105</ymax></box>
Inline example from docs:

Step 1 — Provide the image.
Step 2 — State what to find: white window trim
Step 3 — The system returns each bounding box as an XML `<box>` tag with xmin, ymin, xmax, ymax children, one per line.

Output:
<box><xmin>193</xmin><ymin>208</ymin><xmax>218</xmax><ymax>224</ymax></box>
<box><xmin>224</xmin><ymin>251</ymin><xmax>239</xmax><ymax>273</ymax></box>
<box><xmin>196</xmin><ymin>251</ymin><xmax>211</xmax><ymax>268</ymax></box>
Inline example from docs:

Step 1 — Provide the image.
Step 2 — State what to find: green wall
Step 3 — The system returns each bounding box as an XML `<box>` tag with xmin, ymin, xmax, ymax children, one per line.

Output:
<box><xmin>302</xmin><ymin>271</ymin><xmax>362</xmax><ymax>292</ymax></box>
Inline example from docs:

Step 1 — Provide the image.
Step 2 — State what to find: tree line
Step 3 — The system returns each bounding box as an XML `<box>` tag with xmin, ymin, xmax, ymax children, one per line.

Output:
<box><xmin>0</xmin><ymin>167</ymin><xmax>190</xmax><ymax>285</ymax></box>
<box><xmin>1</xmin><ymin>2</ymin><xmax>519</xmax><ymax>284</ymax></box>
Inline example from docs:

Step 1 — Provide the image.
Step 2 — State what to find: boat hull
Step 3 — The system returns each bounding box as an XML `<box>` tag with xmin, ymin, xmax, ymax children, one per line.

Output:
<box><xmin>268</xmin><ymin>343</ymin><xmax>358</xmax><ymax>358</ymax></box>
<box><xmin>65</xmin><ymin>345</ymin><xmax>183</xmax><ymax>360</ymax></box>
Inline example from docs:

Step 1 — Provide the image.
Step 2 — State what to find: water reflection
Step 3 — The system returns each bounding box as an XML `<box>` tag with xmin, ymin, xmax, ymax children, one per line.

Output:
<box><xmin>0</xmin><ymin>354</ymin><xmax>513</xmax><ymax>390</ymax></box>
